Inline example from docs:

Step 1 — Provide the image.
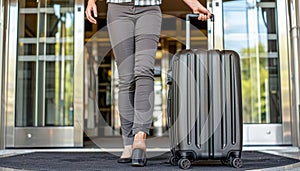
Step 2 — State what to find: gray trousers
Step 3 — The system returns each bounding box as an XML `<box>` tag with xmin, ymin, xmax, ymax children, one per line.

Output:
<box><xmin>107</xmin><ymin>3</ymin><xmax>162</xmax><ymax>146</ymax></box>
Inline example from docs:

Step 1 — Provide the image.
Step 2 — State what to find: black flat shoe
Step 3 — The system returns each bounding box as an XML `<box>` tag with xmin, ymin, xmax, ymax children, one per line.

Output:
<box><xmin>117</xmin><ymin>157</ymin><xmax>132</xmax><ymax>163</ymax></box>
<box><xmin>131</xmin><ymin>149</ymin><xmax>147</xmax><ymax>167</ymax></box>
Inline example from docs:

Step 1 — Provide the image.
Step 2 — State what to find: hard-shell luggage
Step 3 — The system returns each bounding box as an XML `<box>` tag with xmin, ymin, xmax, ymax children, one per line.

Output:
<box><xmin>167</xmin><ymin>14</ymin><xmax>243</xmax><ymax>170</ymax></box>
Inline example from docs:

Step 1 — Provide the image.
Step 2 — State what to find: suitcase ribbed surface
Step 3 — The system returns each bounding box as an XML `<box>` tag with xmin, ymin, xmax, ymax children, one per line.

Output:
<box><xmin>168</xmin><ymin>49</ymin><xmax>242</xmax><ymax>160</ymax></box>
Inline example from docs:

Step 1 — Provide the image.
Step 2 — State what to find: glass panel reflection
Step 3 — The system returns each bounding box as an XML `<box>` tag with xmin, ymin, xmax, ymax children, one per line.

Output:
<box><xmin>223</xmin><ymin>0</ymin><xmax>281</xmax><ymax>124</ymax></box>
<box><xmin>16</xmin><ymin>0</ymin><xmax>74</xmax><ymax>127</ymax></box>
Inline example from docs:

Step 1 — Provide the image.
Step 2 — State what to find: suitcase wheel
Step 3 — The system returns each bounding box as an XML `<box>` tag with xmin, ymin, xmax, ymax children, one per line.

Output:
<box><xmin>230</xmin><ymin>158</ymin><xmax>243</xmax><ymax>168</ymax></box>
<box><xmin>169</xmin><ymin>156</ymin><xmax>178</xmax><ymax>166</ymax></box>
<box><xmin>178</xmin><ymin>158</ymin><xmax>191</xmax><ymax>170</ymax></box>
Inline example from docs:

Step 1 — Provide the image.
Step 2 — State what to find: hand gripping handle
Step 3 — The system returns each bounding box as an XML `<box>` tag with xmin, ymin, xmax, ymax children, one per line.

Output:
<box><xmin>185</xmin><ymin>14</ymin><xmax>214</xmax><ymax>49</ymax></box>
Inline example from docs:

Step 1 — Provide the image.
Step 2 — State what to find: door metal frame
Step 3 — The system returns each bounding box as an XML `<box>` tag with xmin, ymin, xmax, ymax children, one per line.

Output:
<box><xmin>288</xmin><ymin>0</ymin><xmax>300</xmax><ymax>147</ymax></box>
<box><xmin>207</xmin><ymin>0</ymin><xmax>223</xmax><ymax>50</ymax></box>
<box><xmin>4</xmin><ymin>0</ymin><xmax>84</xmax><ymax>148</ymax></box>
<box><xmin>5</xmin><ymin>0</ymin><xmax>18</xmax><ymax>148</ymax></box>
<box><xmin>0</xmin><ymin>0</ymin><xmax>2</xmax><ymax>149</ymax></box>
<box><xmin>74</xmin><ymin>0</ymin><xmax>85</xmax><ymax>147</ymax></box>
<box><xmin>277</xmin><ymin>0</ymin><xmax>292</xmax><ymax>145</ymax></box>
<box><xmin>0</xmin><ymin>0</ymin><xmax>7</xmax><ymax>150</ymax></box>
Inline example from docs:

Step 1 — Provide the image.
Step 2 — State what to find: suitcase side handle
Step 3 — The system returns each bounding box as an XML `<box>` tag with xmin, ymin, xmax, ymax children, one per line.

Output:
<box><xmin>167</xmin><ymin>86</ymin><xmax>172</xmax><ymax>128</ymax></box>
<box><xmin>186</xmin><ymin>14</ymin><xmax>214</xmax><ymax>49</ymax></box>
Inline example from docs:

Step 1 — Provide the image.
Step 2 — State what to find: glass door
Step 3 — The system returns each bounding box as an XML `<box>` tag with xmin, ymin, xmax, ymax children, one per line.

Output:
<box><xmin>208</xmin><ymin>0</ymin><xmax>291</xmax><ymax>145</ymax></box>
<box><xmin>5</xmin><ymin>0</ymin><xmax>84</xmax><ymax>147</ymax></box>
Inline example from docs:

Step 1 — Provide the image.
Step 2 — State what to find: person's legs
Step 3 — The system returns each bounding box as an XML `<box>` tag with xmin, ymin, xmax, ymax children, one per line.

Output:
<box><xmin>107</xmin><ymin>3</ymin><xmax>135</xmax><ymax>160</ymax></box>
<box><xmin>107</xmin><ymin>4</ymin><xmax>162</xmax><ymax>166</ymax></box>
<box><xmin>133</xmin><ymin>5</ymin><xmax>162</xmax><ymax>136</ymax></box>
<box><xmin>131</xmin><ymin>5</ymin><xmax>162</xmax><ymax>167</ymax></box>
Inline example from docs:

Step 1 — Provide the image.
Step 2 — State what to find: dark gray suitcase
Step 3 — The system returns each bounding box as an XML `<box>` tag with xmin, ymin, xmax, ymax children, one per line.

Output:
<box><xmin>167</xmin><ymin>14</ymin><xmax>243</xmax><ymax>170</ymax></box>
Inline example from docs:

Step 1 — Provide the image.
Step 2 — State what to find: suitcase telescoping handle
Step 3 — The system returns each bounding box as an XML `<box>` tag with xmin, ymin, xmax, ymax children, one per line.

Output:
<box><xmin>186</xmin><ymin>14</ymin><xmax>214</xmax><ymax>49</ymax></box>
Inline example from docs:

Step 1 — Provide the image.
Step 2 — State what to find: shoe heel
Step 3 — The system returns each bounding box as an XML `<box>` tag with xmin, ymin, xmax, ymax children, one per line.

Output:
<box><xmin>131</xmin><ymin>149</ymin><xmax>147</xmax><ymax>167</ymax></box>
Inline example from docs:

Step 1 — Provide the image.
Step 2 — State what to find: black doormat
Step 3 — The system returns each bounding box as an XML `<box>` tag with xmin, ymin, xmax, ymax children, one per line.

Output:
<box><xmin>0</xmin><ymin>151</ymin><xmax>299</xmax><ymax>171</ymax></box>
